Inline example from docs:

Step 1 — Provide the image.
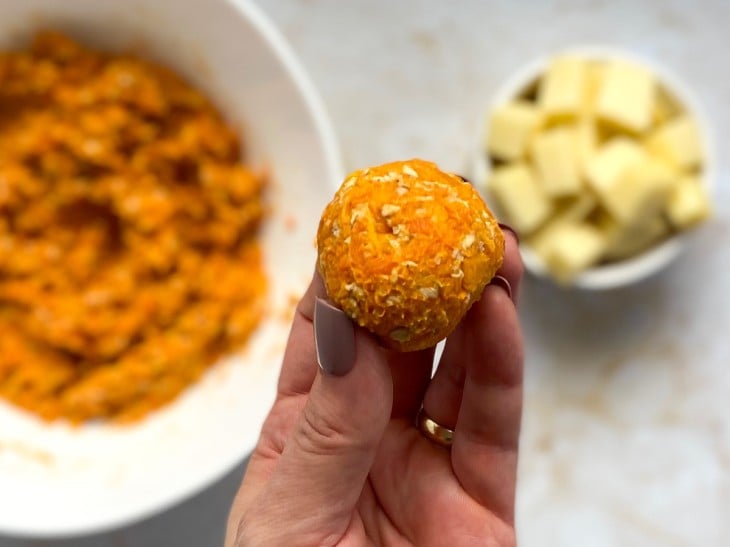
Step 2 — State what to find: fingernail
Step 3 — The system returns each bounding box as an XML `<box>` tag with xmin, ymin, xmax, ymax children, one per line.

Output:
<box><xmin>314</xmin><ymin>298</ymin><xmax>356</xmax><ymax>376</ymax></box>
<box><xmin>498</xmin><ymin>223</ymin><xmax>520</xmax><ymax>244</ymax></box>
<box><xmin>489</xmin><ymin>275</ymin><xmax>513</xmax><ymax>301</ymax></box>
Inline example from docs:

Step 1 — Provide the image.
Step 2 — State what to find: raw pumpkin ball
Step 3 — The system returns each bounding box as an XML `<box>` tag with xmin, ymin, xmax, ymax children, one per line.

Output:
<box><xmin>317</xmin><ymin>159</ymin><xmax>504</xmax><ymax>351</ymax></box>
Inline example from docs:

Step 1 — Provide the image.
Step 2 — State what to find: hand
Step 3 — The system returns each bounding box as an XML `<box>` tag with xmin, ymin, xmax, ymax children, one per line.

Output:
<box><xmin>226</xmin><ymin>229</ymin><xmax>524</xmax><ymax>546</ymax></box>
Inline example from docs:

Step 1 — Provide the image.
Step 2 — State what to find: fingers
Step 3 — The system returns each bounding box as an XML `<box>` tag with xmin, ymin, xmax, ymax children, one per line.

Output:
<box><xmin>276</xmin><ymin>270</ymin><xmax>326</xmax><ymax>397</ymax></box>
<box><xmin>296</xmin><ymin>267</ymin><xmax>327</xmax><ymax>321</ymax></box>
<box><xmin>278</xmin><ymin>267</ymin><xmax>434</xmax><ymax>416</ymax></box>
<box><xmin>417</xmin><ymin>231</ymin><xmax>523</xmax><ymax>522</ymax></box>
<box><xmin>420</xmin><ymin>233</ymin><xmax>522</xmax><ymax>431</ymax></box>
<box><xmin>451</xmin><ymin>283</ymin><xmax>524</xmax><ymax>524</ymax></box>
<box><xmin>232</xmin><ymin>270</ymin><xmax>326</xmax><ymax>532</ymax></box>
<box><xmin>420</xmin><ymin>323</ymin><xmax>467</xmax><ymax>430</ymax></box>
<box><xmin>387</xmin><ymin>346</ymin><xmax>434</xmax><ymax>420</ymax></box>
<box><xmin>497</xmin><ymin>223</ymin><xmax>523</xmax><ymax>303</ymax></box>
<box><xmin>244</xmin><ymin>300</ymin><xmax>393</xmax><ymax>540</ymax></box>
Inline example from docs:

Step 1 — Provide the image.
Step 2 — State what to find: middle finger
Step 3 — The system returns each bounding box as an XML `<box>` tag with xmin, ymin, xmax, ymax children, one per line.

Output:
<box><xmin>420</xmin><ymin>228</ymin><xmax>522</xmax><ymax>429</ymax></box>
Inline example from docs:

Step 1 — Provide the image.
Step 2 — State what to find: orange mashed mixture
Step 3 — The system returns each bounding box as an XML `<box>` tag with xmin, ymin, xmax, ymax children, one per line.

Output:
<box><xmin>0</xmin><ymin>32</ymin><xmax>267</xmax><ymax>423</ymax></box>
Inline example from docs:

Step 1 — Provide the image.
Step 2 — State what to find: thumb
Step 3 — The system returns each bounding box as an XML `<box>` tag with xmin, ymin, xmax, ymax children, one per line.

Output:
<box><xmin>256</xmin><ymin>298</ymin><xmax>392</xmax><ymax>536</ymax></box>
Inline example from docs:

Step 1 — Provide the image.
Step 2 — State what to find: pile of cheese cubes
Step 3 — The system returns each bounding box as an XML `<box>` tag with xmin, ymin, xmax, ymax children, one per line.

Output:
<box><xmin>486</xmin><ymin>55</ymin><xmax>711</xmax><ymax>283</ymax></box>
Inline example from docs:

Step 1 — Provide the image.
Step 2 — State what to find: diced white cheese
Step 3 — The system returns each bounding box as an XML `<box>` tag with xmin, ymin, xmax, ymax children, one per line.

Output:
<box><xmin>487</xmin><ymin>101</ymin><xmax>543</xmax><ymax>161</ymax></box>
<box><xmin>530</xmin><ymin>127</ymin><xmax>582</xmax><ymax>196</ymax></box>
<box><xmin>586</xmin><ymin>138</ymin><xmax>645</xmax><ymax>209</ymax></box>
<box><xmin>603</xmin><ymin>215</ymin><xmax>669</xmax><ymax>261</ymax></box>
<box><xmin>488</xmin><ymin>163</ymin><xmax>552</xmax><ymax>235</ymax></box>
<box><xmin>581</xmin><ymin>62</ymin><xmax>605</xmax><ymax>116</ymax></box>
<box><xmin>538</xmin><ymin>57</ymin><xmax>588</xmax><ymax>119</ymax></box>
<box><xmin>596</xmin><ymin>60</ymin><xmax>656</xmax><ymax>132</ymax></box>
<box><xmin>574</xmin><ymin>119</ymin><xmax>598</xmax><ymax>177</ymax></box>
<box><xmin>665</xmin><ymin>175</ymin><xmax>712</xmax><ymax>229</ymax></box>
<box><xmin>527</xmin><ymin>194</ymin><xmax>597</xmax><ymax>259</ymax></box>
<box><xmin>653</xmin><ymin>87</ymin><xmax>681</xmax><ymax>126</ymax></box>
<box><xmin>603</xmin><ymin>157</ymin><xmax>675</xmax><ymax>224</ymax></box>
<box><xmin>645</xmin><ymin>115</ymin><xmax>703</xmax><ymax>170</ymax></box>
<box><xmin>543</xmin><ymin>223</ymin><xmax>606</xmax><ymax>282</ymax></box>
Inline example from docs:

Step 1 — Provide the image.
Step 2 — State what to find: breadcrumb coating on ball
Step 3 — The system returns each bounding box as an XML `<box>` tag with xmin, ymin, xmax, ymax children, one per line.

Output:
<box><xmin>317</xmin><ymin>159</ymin><xmax>504</xmax><ymax>351</ymax></box>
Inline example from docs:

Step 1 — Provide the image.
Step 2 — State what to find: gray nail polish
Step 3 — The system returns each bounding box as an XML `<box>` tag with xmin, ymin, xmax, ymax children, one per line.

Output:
<box><xmin>314</xmin><ymin>298</ymin><xmax>356</xmax><ymax>376</ymax></box>
<box><xmin>489</xmin><ymin>275</ymin><xmax>513</xmax><ymax>301</ymax></box>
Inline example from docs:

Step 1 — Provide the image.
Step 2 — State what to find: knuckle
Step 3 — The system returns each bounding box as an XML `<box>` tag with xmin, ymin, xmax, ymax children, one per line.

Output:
<box><xmin>295</xmin><ymin>404</ymin><xmax>368</xmax><ymax>456</ymax></box>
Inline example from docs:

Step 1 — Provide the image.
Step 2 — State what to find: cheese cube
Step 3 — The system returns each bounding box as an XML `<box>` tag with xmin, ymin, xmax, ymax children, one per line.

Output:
<box><xmin>586</xmin><ymin>138</ymin><xmax>645</xmax><ymax>208</ymax></box>
<box><xmin>487</xmin><ymin>101</ymin><xmax>543</xmax><ymax>161</ymax></box>
<box><xmin>527</xmin><ymin>194</ymin><xmax>597</xmax><ymax>258</ymax></box>
<box><xmin>645</xmin><ymin>115</ymin><xmax>703</xmax><ymax>170</ymax></box>
<box><xmin>603</xmin><ymin>157</ymin><xmax>674</xmax><ymax>224</ymax></box>
<box><xmin>558</xmin><ymin>193</ymin><xmax>598</xmax><ymax>223</ymax></box>
<box><xmin>488</xmin><ymin>164</ymin><xmax>552</xmax><ymax>234</ymax></box>
<box><xmin>581</xmin><ymin>62</ymin><xmax>605</xmax><ymax>115</ymax></box>
<box><xmin>596</xmin><ymin>61</ymin><xmax>656</xmax><ymax>133</ymax></box>
<box><xmin>538</xmin><ymin>57</ymin><xmax>588</xmax><ymax>119</ymax></box>
<box><xmin>603</xmin><ymin>215</ymin><xmax>669</xmax><ymax>261</ymax></box>
<box><xmin>574</xmin><ymin>119</ymin><xmax>598</xmax><ymax>177</ymax></box>
<box><xmin>653</xmin><ymin>87</ymin><xmax>680</xmax><ymax>125</ymax></box>
<box><xmin>527</xmin><ymin>224</ymin><xmax>560</xmax><ymax>262</ymax></box>
<box><xmin>544</xmin><ymin>223</ymin><xmax>606</xmax><ymax>282</ymax></box>
<box><xmin>666</xmin><ymin>175</ymin><xmax>712</xmax><ymax>229</ymax></box>
<box><xmin>530</xmin><ymin>127</ymin><xmax>582</xmax><ymax>196</ymax></box>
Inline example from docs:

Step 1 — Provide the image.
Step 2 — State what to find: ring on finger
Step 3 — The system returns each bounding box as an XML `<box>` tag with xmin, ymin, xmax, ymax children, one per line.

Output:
<box><xmin>416</xmin><ymin>407</ymin><xmax>454</xmax><ymax>448</ymax></box>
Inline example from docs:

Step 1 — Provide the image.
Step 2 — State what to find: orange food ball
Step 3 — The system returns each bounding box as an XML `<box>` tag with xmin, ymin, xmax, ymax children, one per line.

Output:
<box><xmin>317</xmin><ymin>159</ymin><xmax>504</xmax><ymax>351</ymax></box>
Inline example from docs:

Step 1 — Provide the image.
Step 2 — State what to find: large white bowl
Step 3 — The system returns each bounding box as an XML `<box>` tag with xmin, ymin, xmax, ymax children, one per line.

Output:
<box><xmin>0</xmin><ymin>0</ymin><xmax>342</xmax><ymax>537</ymax></box>
<box><xmin>473</xmin><ymin>46</ymin><xmax>716</xmax><ymax>290</ymax></box>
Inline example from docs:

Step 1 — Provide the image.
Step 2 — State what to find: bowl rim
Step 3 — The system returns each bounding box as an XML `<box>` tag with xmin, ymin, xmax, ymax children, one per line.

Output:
<box><xmin>472</xmin><ymin>45</ymin><xmax>716</xmax><ymax>290</ymax></box>
<box><xmin>0</xmin><ymin>0</ymin><xmax>343</xmax><ymax>539</ymax></box>
<box><xmin>228</xmin><ymin>0</ymin><xmax>344</xmax><ymax>190</ymax></box>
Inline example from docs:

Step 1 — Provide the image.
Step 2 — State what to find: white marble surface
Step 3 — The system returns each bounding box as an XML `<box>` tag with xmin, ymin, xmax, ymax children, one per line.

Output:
<box><xmin>2</xmin><ymin>0</ymin><xmax>729</xmax><ymax>545</ymax></box>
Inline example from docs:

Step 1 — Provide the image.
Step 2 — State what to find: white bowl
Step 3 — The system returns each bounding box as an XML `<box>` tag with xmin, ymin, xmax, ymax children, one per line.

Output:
<box><xmin>0</xmin><ymin>0</ymin><xmax>342</xmax><ymax>537</ymax></box>
<box><xmin>473</xmin><ymin>46</ymin><xmax>716</xmax><ymax>290</ymax></box>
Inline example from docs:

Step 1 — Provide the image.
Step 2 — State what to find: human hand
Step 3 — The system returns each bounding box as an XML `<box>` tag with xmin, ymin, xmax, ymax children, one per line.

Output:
<box><xmin>226</xmin><ymin>227</ymin><xmax>524</xmax><ymax>546</ymax></box>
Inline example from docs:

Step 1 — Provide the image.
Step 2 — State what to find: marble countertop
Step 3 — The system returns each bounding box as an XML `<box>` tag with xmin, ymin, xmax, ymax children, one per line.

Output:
<box><xmin>2</xmin><ymin>0</ymin><xmax>728</xmax><ymax>545</ymax></box>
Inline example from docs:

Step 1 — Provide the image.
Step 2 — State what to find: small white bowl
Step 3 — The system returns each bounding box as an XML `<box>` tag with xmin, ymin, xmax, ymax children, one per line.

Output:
<box><xmin>0</xmin><ymin>0</ymin><xmax>342</xmax><ymax>537</ymax></box>
<box><xmin>472</xmin><ymin>46</ymin><xmax>716</xmax><ymax>290</ymax></box>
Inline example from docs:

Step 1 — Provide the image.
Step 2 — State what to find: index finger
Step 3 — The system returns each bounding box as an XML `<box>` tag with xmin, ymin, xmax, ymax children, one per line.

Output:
<box><xmin>281</xmin><ymin>269</ymin><xmax>434</xmax><ymax>417</ymax></box>
<box><xmin>276</xmin><ymin>270</ymin><xmax>326</xmax><ymax>398</ymax></box>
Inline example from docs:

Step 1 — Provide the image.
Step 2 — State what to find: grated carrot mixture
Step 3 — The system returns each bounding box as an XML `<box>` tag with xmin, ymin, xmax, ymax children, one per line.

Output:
<box><xmin>317</xmin><ymin>160</ymin><xmax>504</xmax><ymax>352</ymax></box>
<box><xmin>0</xmin><ymin>32</ymin><xmax>267</xmax><ymax>423</ymax></box>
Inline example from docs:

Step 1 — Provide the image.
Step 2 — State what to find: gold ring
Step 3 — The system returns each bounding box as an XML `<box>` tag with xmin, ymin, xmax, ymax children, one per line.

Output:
<box><xmin>416</xmin><ymin>408</ymin><xmax>454</xmax><ymax>448</ymax></box>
